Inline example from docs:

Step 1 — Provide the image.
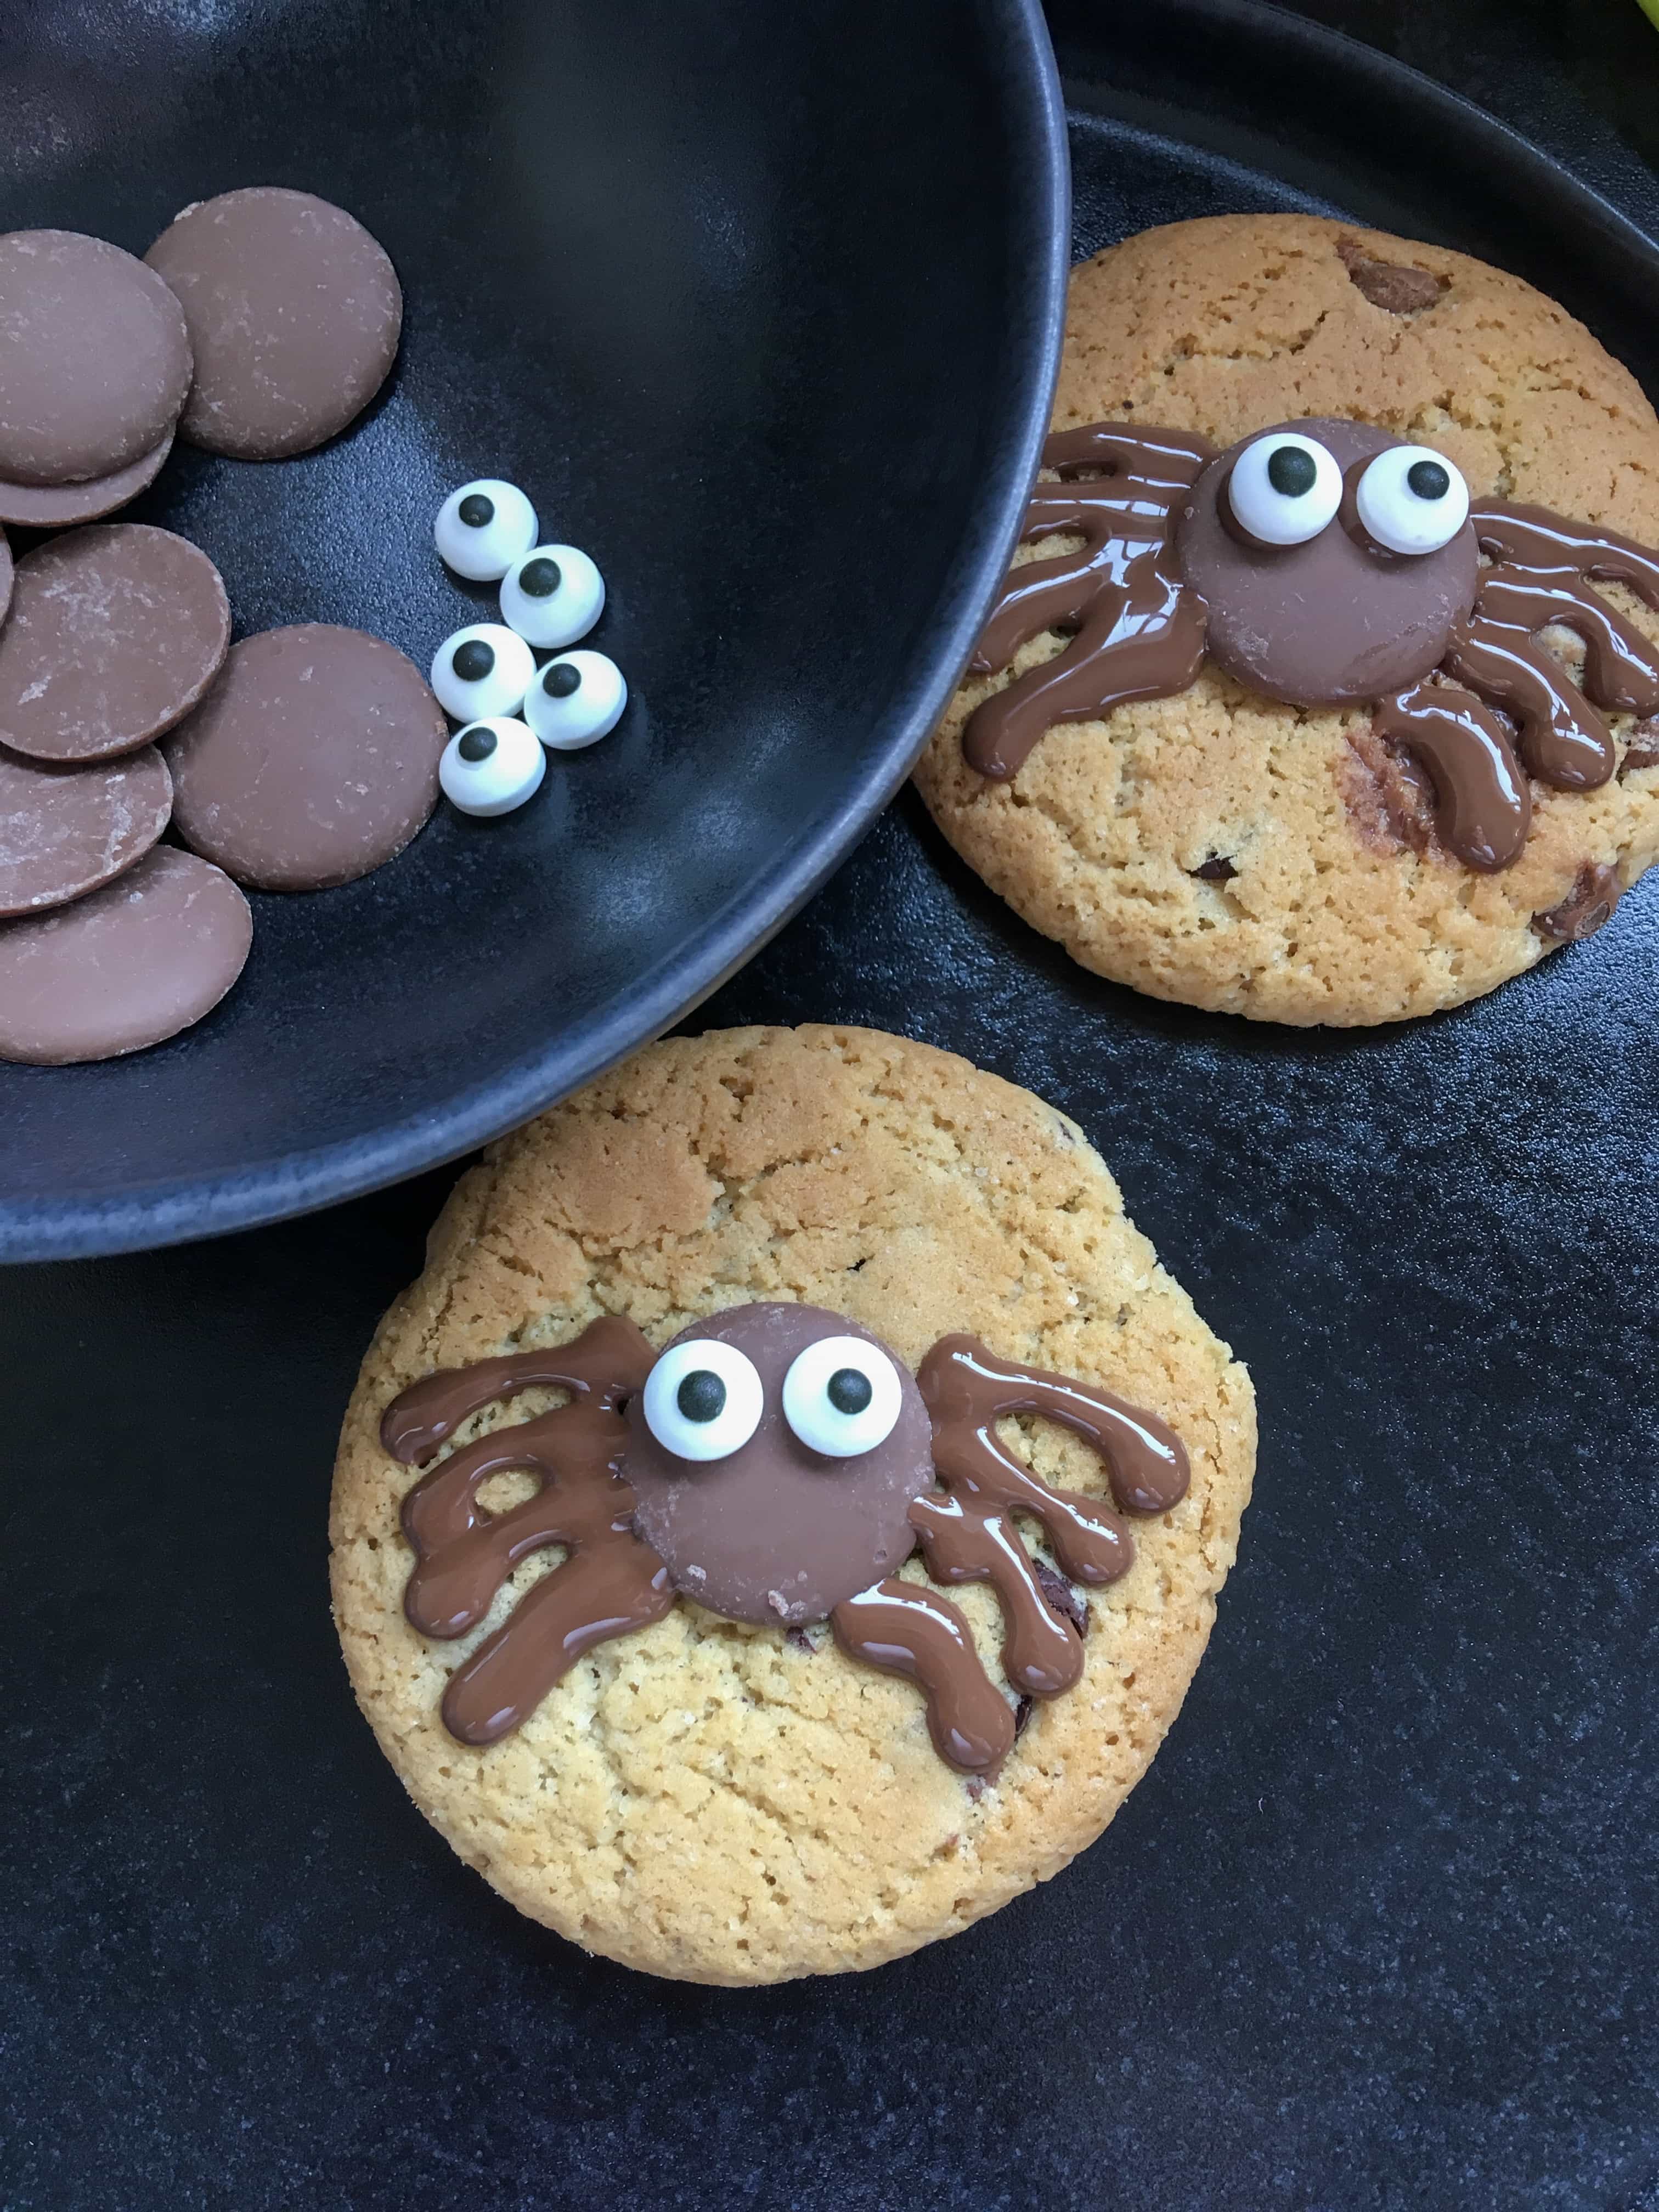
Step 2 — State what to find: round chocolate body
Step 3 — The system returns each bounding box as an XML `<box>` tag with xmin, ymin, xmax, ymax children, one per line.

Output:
<box><xmin>0</xmin><ymin>230</ymin><xmax>191</xmax><ymax>487</ymax></box>
<box><xmin>163</xmin><ymin>624</ymin><xmax>447</xmax><ymax>890</ymax></box>
<box><xmin>144</xmin><ymin>188</ymin><xmax>402</xmax><ymax>461</ymax></box>
<box><xmin>1177</xmin><ymin>417</ymin><xmax>1478</xmax><ymax>706</ymax></box>
<box><xmin>0</xmin><ymin>526</ymin><xmax>230</xmax><ymax>763</ymax></box>
<box><xmin>0</xmin><ymin>846</ymin><xmax>250</xmax><ymax>1065</ymax></box>
<box><xmin>623</xmin><ymin>1302</ymin><xmax>930</xmax><ymax>1626</ymax></box>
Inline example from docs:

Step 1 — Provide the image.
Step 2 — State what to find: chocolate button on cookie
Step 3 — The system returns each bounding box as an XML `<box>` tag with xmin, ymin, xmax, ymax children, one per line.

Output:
<box><xmin>0</xmin><ymin>230</ymin><xmax>191</xmax><ymax>486</ymax></box>
<box><xmin>145</xmin><ymin>188</ymin><xmax>402</xmax><ymax>460</ymax></box>
<box><xmin>0</xmin><ymin>746</ymin><xmax>172</xmax><ymax>918</ymax></box>
<box><xmin>165</xmin><ymin>624</ymin><xmax>448</xmax><ymax>890</ymax></box>
<box><xmin>330</xmin><ymin>1025</ymin><xmax>1257</xmax><ymax>1984</ymax></box>
<box><xmin>0</xmin><ymin>845</ymin><xmax>250</xmax><ymax>1064</ymax></box>
<box><xmin>0</xmin><ymin>526</ymin><xmax>230</xmax><ymax>764</ymax></box>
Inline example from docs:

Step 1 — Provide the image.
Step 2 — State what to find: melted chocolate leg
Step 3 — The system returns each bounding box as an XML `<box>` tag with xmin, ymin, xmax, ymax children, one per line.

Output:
<box><xmin>1371</xmin><ymin>685</ymin><xmax>1532</xmax><ymax>871</ymax></box>
<box><xmin>831</xmin><ymin>1581</ymin><xmax>1016</xmax><ymax>1776</ymax></box>
<box><xmin>441</xmin><ymin>1534</ymin><xmax>674</xmax><ymax>1746</ymax></box>
<box><xmin>1442</xmin><ymin>619</ymin><xmax>1615</xmax><ymax>791</ymax></box>
<box><xmin>909</xmin><ymin>1494</ymin><xmax>1084</xmax><ymax>1698</ymax></box>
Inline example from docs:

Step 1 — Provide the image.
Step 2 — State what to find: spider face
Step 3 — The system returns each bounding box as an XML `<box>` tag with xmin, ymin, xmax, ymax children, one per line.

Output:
<box><xmin>1178</xmin><ymin>417</ymin><xmax>1479</xmax><ymax>706</ymax></box>
<box><xmin>624</xmin><ymin>1302</ymin><xmax>932</xmax><ymax>1627</ymax></box>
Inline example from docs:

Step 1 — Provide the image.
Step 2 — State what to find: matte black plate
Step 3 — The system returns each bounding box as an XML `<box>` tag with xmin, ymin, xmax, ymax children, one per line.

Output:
<box><xmin>0</xmin><ymin>0</ymin><xmax>1066</xmax><ymax>1260</ymax></box>
<box><xmin>5</xmin><ymin>4</ymin><xmax>1658</xmax><ymax>2208</ymax></box>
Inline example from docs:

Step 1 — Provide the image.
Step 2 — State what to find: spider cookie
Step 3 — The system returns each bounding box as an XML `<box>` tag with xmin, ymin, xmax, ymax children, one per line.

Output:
<box><xmin>330</xmin><ymin>1025</ymin><xmax>1255</xmax><ymax>1984</ymax></box>
<box><xmin>916</xmin><ymin>213</ymin><xmax>1659</xmax><ymax>1024</ymax></box>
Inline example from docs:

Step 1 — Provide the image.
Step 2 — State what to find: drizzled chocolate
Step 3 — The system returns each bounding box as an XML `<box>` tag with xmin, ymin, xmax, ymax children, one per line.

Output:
<box><xmin>381</xmin><ymin>1311</ymin><xmax>1190</xmax><ymax>1780</ymax></box>
<box><xmin>831</xmin><ymin>1333</ymin><xmax>1189</xmax><ymax>1776</ymax></box>
<box><xmin>964</xmin><ymin>418</ymin><xmax>1659</xmax><ymax>875</ymax></box>
<box><xmin>383</xmin><ymin>1316</ymin><xmax>671</xmax><ymax>1745</ymax></box>
<box><xmin>963</xmin><ymin>425</ymin><xmax>1213</xmax><ymax>779</ymax></box>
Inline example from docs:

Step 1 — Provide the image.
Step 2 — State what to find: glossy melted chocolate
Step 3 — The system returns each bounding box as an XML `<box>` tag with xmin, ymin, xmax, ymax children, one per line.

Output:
<box><xmin>381</xmin><ymin>1316</ymin><xmax>671</xmax><ymax>1745</ymax></box>
<box><xmin>964</xmin><ymin>421</ymin><xmax>1659</xmax><ymax>875</ymax></box>
<box><xmin>830</xmin><ymin>1333</ymin><xmax>1190</xmax><ymax>1778</ymax></box>
<box><xmin>963</xmin><ymin>424</ymin><xmax>1214</xmax><ymax>780</ymax></box>
<box><xmin>383</xmin><ymin>1317</ymin><xmax>1191</xmax><ymax>1781</ymax></box>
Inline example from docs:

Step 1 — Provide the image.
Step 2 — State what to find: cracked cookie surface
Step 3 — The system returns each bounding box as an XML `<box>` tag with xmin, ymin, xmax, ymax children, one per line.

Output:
<box><xmin>915</xmin><ymin>213</ymin><xmax>1659</xmax><ymax>1025</ymax></box>
<box><xmin>329</xmin><ymin>1025</ymin><xmax>1255</xmax><ymax>1984</ymax></box>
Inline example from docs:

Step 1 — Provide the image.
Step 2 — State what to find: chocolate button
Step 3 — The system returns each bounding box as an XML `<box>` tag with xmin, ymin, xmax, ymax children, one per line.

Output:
<box><xmin>0</xmin><ymin>230</ymin><xmax>192</xmax><ymax>486</ymax></box>
<box><xmin>625</xmin><ymin>1303</ymin><xmax>932</xmax><ymax>1626</ymax></box>
<box><xmin>0</xmin><ymin>746</ymin><xmax>172</xmax><ymax>918</ymax></box>
<box><xmin>0</xmin><ymin>526</ymin><xmax>231</xmax><ymax>764</ymax></box>
<box><xmin>145</xmin><ymin>188</ymin><xmax>402</xmax><ymax>460</ymax></box>
<box><xmin>0</xmin><ymin>431</ymin><xmax>173</xmax><ymax>530</ymax></box>
<box><xmin>164</xmin><ymin>624</ymin><xmax>448</xmax><ymax>890</ymax></box>
<box><xmin>0</xmin><ymin>846</ymin><xmax>250</xmax><ymax>1065</ymax></box>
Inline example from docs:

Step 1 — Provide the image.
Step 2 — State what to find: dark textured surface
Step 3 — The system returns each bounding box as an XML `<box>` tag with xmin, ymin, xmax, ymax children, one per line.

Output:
<box><xmin>0</xmin><ymin>0</ymin><xmax>1066</xmax><ymax>1256</ymax></box>
<box><xmin>5</xmin><ymin>2</ymin><xmax>1659</xmax><ymax>2207</ymax></box>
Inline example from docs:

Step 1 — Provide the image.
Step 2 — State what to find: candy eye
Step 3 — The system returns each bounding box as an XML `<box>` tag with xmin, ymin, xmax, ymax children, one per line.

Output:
<box><xmin>430</xmin><ymin>623</ymin><xmax>535</xmax><ymax>719</ymax></box>
<box><xmin>1226</xmin><ymin>433</ymin><xmax>1343</xmax><ymax>546</ymax></box>
<box><xmin>781</xmin><ymin>1336</ymin><xmax>902</xmax><ymax>1459</ymax></box>
<box><xmin>499</xmin><ymin>544</ymin><xmax>605</xmax><ymax>650</ymax></box>
<box><xmin>1354</xmin><ymin>445</ymin><xmax>1469</xmax><ymax>556</ymax></box>
<box><xmin>641</xmin><ymin>1339</ymin><xmax>765</xmax><ymax>1462</ymax></box>
<box><xmin>433</xmin><ymin>479</ymin><xmax>539</xmax><ymax>581</ymax></box>
<box><xmin>438</xmin><ymin>718</ymin><xmax>545</xmax><ymax>816</ymax></box>
<box><xmin>522</xmin><ymin>650</ymin><xmax>628</xmax><ymax>751</ymax></box>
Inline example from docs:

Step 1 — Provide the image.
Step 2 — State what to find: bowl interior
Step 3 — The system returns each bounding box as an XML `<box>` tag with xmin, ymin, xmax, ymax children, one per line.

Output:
<box><xmin>0</xmin><ymin>0</ymin><xmax>1065</xmax><ymax>1257</ymax></box>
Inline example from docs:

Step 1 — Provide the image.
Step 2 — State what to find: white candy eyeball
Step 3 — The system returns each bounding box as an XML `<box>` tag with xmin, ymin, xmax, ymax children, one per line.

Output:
<box><xmin>641</xmin><ymin>1339</ymin><xmax>765</xmax><ymax>1462</ymax></box>
<box><xmin>1227</xmin><ymin>432</ymin><xmax>1343</xmax><ymax>546</ymax></box>
<box><xmin>781</xmin><ymin>1336</ymin><xmax>903</xmax><ymax>1459</ymax></box>
<box><xmin>499</xmin><ymin>544</ymin><xmax>605</xmax><ymax>649</ymax></box>
<box><xmin>439</xmin><ymin>718</ymin><xmax>546</xmax><ymax>817</ymax></box>
<box><xmin>433</xmin><ymin>480</ymin><xmax>539</xmax><ymax>581</ymax></box>
<box><xmin>1355</xmin><ymin>445</ymin><xmax>1470</xmax><ymax>556</ymax></box>
<box><xmin>522</xmin><ymin>650</ymin><xmax>627</xmax><ymax>751</ymax></box>
<box><xmin>430</xmin><ymin>623</ymin><xmax>536</xmax><ymax>720</ymax></box>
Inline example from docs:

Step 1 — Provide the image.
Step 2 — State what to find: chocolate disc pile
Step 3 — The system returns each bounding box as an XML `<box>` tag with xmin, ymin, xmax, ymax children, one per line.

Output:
<box><xmin>0</xmin><ymin>194</ymin><xmax>442</xmax><ymax>1066</ymax></box>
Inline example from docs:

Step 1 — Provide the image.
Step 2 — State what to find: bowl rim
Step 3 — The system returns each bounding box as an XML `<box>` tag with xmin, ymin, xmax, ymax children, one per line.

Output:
<box><xmin>0</xmin><ymin>0</ymin><xmax>1071</xmax><ymax>1264</ymax></box>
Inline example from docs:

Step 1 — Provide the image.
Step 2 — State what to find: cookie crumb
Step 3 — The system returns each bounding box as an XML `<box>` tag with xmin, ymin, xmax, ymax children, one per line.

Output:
<box><xmin>1336</xmin><ymin>236</ymin><xmax>1443</xmax><ymax>314</ymax></box>
<box><xmin>1533</xmin><ymin>862</ymin><xmax>1620</xmax><ymax>943</ymax></box>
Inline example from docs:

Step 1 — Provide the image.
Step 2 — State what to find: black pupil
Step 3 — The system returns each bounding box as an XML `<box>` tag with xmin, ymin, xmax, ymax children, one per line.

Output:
<box><xmin>458</xmin><ymin>494</ymin><xmax>494</xmax><ymax>528</ymax></box>
<box><xmin>519</xmin><ymin>557</ymin><xmax>562</xmax><ymax>598</ymax></box>
<box><xmin>1406</xmin><ymin>459</ymin><xmax>1450</xmax><ymax>502</ymax></box>
<box><xmin>676</xmin><ymin>1370</ymin><xmax>726</xmax><ymax>1424</ymax></box>
<box><xmin>543</xmin><ymin>663</ymin><xmax>582</xmax><ymax>698</ymax></box>
<box><xmin>456</xmin><ymin>727</ymin><xmax>496</xmax><ymax>762</ymax></box>
<box><xmin>826</xmin><ymin>1367</ymin><xmax>872</xmax><ymax>1416</ymax></box>
<box><xmin>1266</xmin><ymin>445</ymin><xmax>1318</xmax><ymax>498</ymax></box>
<box><xmin>453</xmin><ymin>640</ymin><xmax>495</xmax><ymax>683</ymax></box>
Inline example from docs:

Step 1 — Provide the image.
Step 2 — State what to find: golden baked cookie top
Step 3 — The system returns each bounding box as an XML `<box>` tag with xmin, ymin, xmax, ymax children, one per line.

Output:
<box><xmin>330</xmin><ymin>1025</ymin><xmax>1255</xmax><ymax>1983</ymax></box>
<box><xmin>917</xmin><ymin>214</ymin><xmax>1659</xmax><ymax>1025</ymax></box>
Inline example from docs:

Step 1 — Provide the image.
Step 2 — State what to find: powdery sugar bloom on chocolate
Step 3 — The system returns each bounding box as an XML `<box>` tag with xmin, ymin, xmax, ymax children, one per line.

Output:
<box><xmin>0</xmin><ymin>432</ymin><xmax>175</xmax><ymax>531</ymax></box>
<box><xmin>164</xmin><ymin>624</ymin><xmax>448</xmax><ymax>890</ymax></box>
<box><xmin>380</xmin><ymin>1306</ymin><xmax>1190</xmax><ymax>1777</ymax></box>
<box><xmin>0</xmin><ymin>845</ymin><xmax>250</xmax><ymax>1065</ymax></box>
<box><xmin>145</xmin><ymin>188</ymin><xmax>402</xmax><ymax>461</ymax></box>
<box><xmin>0</xmin><ymin>230</ymin><xmax>191</xmax><ymax>487</ymax></box>
<box><xmin>965</xmin><ymin>416</ymin><xmax>1659</xmax><ymax>876</ymax></box>
<box><xmin>0</xmin><ymin>526</ymin><xmax>230</xmax><ymax>764</ymax></box>
<box><xmin>0</xmin><ymin>746</ymin><xmax>172</xmax><ymax>918</ymax></box>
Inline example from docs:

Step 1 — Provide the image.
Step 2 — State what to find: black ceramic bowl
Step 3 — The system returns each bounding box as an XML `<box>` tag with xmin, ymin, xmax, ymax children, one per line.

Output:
<box><xmin>0</xmin><ymin>0</ymin><xmax>1066</xmax><ymax>1260</ymax></box>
